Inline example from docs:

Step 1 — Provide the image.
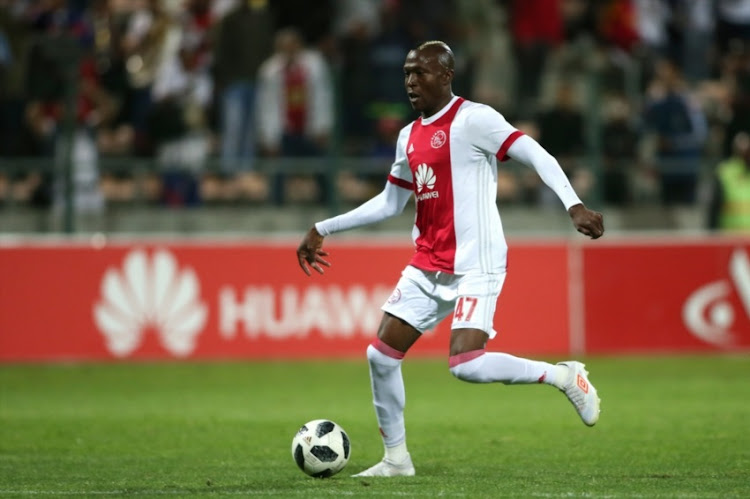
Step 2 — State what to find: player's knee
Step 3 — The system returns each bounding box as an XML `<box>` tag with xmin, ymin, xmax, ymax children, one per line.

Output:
<box><xmin>366</xmin><ymin>343</ymin><xmax>382</xmax><ymax>364</ymax></box>
<box><xmin>367</xmin><ymin>339</ymin><xmax>404</xmax><ymax>370</ymax></box>
<box><xmin>450</xmin><ymin>360</ymin><xmax>483</xmax><ymax>382</ymax></box>
<box><xmin>449</xmin><ymin>350</ymin><xmax>485</xmax><ymax>382</ymax></box>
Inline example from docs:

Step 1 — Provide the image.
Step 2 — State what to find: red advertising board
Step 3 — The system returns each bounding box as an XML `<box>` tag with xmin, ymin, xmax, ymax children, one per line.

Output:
<box><xmin>0</xmin><ymin>240</ymin><xmax>569</xmax><ymax>361</ymax></box>
<box><xmin>4</xmin><ymin>237</ymin><xmax>746</xmax><ymax>361</ymax></box>
<box><xmin>583</xmin><ymin>238</ymin><xmax>750</xmax><ymax>353</ymax></box>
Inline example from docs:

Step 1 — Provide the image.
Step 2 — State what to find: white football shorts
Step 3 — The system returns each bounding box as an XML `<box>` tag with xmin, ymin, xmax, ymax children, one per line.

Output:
<box><xmin>381</xmin><ymin>265</ymin><xmax>506</xmax><ymax>338</ymax></box>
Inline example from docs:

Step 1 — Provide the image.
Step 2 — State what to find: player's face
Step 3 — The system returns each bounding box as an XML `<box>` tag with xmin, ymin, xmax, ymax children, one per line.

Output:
<box><xmin>403</xmin><ymin>50</ymin><xmax>451</xmax><ymax>117</ymax></box>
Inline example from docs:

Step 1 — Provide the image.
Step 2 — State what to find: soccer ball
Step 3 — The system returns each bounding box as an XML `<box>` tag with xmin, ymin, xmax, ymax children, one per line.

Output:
<box><xmin>291</xmin><ymin>419</ymin><xmax>350</xmax><ymax>478</ymax></box>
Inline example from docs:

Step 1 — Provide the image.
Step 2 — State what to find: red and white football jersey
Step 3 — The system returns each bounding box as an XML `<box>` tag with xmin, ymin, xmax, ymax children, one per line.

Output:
<box><xmin>389</xmin><ymin>96</ymin><xmax>523</xmax><ymax>274</ymax></box>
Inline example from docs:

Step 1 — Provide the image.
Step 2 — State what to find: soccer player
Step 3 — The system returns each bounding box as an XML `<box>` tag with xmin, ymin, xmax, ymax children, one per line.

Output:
<box><xmin>296</xmin><ymin>41</ymin><xmax>603</xmax><ymax>477</ymax></box>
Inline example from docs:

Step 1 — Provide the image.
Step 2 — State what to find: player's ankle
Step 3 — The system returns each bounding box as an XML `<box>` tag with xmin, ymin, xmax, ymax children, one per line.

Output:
<box><xmin>384</xmin><ymin>442</ymin><xmax>409</xmax><ymax>464</ymax></box>
<box><xmin>543</xmin><ymin>364</ymin><xmax>569</xmax><ymax>389</ymax></box>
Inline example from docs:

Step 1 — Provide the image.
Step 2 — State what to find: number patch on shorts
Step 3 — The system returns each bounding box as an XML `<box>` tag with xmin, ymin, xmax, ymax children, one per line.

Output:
<box><xmin>453</xmin><ymin>296</ymin><xmax>478</xmax><ymax>322</ymax></box>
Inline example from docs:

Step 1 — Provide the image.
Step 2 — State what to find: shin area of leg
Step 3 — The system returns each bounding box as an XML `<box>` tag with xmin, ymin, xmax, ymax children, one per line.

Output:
<box><xmin>367</xmin><ymin>341</ymin><xmax>406</xmax><ymax>446</ymax></box>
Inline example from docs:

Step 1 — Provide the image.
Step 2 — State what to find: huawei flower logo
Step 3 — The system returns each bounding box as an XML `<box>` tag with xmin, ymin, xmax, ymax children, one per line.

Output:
<box><xmin>415</xmin><ymin>163</ymin><xmax>436</xmax><ymax>192</ymax></box>
<box><xmin>93</xmin><ymin>248</ymin><xmax>207</xmax><ymax>357</ymax></box>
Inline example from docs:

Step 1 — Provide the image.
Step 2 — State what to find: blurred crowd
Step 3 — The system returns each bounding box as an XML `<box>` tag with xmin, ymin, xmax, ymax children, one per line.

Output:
<box><xmin>1</xmin><ymin>0</ymin><xmax>750</xmax><ymax>229</ymax></box>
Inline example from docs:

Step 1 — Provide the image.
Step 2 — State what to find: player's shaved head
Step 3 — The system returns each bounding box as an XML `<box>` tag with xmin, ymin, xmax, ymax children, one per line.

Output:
<box><xmin>403</xmin><ymin>40</ymin><xmax>455</xmax><ymax>117</ymax></box>
<box><xmin>415</xmin><ymin>41</ymin><xmax>455</xmax><ymax>72</ymax></box>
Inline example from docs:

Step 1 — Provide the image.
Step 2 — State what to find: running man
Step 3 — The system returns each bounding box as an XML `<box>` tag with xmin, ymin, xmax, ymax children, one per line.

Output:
<box><xmin>297</xmin><ymin>41</ymin><xmax>603</xmax><ymax>477</ymax></box>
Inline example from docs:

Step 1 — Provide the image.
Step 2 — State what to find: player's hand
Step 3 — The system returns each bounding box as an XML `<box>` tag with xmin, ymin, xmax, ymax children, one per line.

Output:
<box><xmin>568</xmin><ymin>203</ymin><xmax>604</xmax><ymax>239</ymax></box>
<box><xmin>297</xmin><ymin>226</ymin><xmax>331</xmax><ymax>276</ymax></box>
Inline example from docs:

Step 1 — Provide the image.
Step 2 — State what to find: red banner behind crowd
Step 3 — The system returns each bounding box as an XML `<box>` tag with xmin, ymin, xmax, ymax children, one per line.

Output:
<box><xmin>1</xmin><ymin>237</ymin><xmax>748</xmax><ymax>361</ymax></box>
<box><xmin>0</xmin><ymin>240</ymin><xmax>569</xmax><ymax>361</ymax></box>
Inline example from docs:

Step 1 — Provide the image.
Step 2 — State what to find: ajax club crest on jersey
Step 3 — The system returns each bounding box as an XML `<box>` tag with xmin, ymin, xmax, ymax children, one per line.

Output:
<box><xmin>431</xmin><ymin>130</ymin><xmax>446</xmax><ymax>148</ymax></box>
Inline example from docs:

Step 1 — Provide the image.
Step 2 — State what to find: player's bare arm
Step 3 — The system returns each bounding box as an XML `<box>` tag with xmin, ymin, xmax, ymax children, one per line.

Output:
<box><xmin>297</xmin><ymin>226</ymin><xmax>331</xmax><ymax>276</ymax></box>
<box><xmin>568</xmin><ymin>203</ymin><xmax>604</xmax><ymax>239</ymax></box>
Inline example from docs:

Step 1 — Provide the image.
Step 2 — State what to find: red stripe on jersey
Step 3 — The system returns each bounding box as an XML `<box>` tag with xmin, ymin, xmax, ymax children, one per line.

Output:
<box><xmin>387</xmin><ymin>174</ymin><xmax>413</xmax><ymax>190</ymax></box>
<box><xmin>407</xmin><ymin>98</ymin><xmax>465</xmax><ymax>273</ymax></box>
<box><xmin>495</xmin><ymin>130</ymin><xmax>524</xmax><ymax>162</ymax></box>
<box><xmin>429</xmin><ymin>97</ymin><xmax>466</xmax><ymax>127</ymax></box>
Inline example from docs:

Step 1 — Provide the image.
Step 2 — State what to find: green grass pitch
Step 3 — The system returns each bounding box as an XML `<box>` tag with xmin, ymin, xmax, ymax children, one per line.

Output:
<box><xmin>1</xmin><ymin>355</ymin><xmax>749</xmax><ymax>497</ymax></box>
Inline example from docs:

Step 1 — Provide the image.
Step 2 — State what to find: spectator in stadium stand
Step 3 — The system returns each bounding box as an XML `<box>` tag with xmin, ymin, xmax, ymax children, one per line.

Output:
<box><xmin>642</xmin><ymin>57</ymin><xmax>708</xmax><ymax>206</ymax></box>
<box><xmin>509</xmin><ymin>0</ymin><xmax>563</xmax><ymax>115</ymax></box>
<box><xmin>296</xmin><ymin>41</ymin><xmax>604</xmax><ymax>478</ymax></box>
<box><xmin>716</xmin><ymin>0</ymin><xmax>750</xmax><ymax>57</ymax></box>
<box><xmin>255</xmin><ymin>27</ymin><xmax>334</xmax><ymax>205</ymax></box>
<box><xmin>707</xmin><ymin>131</ymin><xmax>750</xmax><ymax>233</ymax></box>
<box><xmin>148</xmin><ymin>9</ymin><xmax>213</xmax><ymax>207</ymax></box>
<box><xmin>212</xmin><ymin>0</ymin><xmax>274</xmax><ymax>197</ymax></box>
<box><xmin>600</xmin><ymin>94</ymin><xmax>639</xmax><ymax>206</ymax></box>
<box><xmin>534</xmin><ymin>79</ymin><xmax>588</xmax><ymax>206</ymax></box>
<box><xmin>23</xmin><ymin>0</ymin><xmax>107</xmax><ymax>213</ymax></box>
<box><xmin>120</xmin><ymin>0</ymin><xmax>171</xmax><ymax>155</ymax></box>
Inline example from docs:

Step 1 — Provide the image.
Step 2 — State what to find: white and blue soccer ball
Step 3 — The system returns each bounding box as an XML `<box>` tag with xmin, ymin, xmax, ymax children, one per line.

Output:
<box><xmin>291</xmin><ymin>419</ymin><xmax>350</xmax><ymax>478</ymax></box>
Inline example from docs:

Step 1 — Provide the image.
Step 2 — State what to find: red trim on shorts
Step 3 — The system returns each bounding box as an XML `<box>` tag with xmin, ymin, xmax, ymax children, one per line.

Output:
<box><xmin>448</xmin><ymin>349</ymin><xmax>485</xmax><ymax>368</ymax></box>
<box><xmin>495</xmin><ymin>130</ymin><xmax>524</xmax><ymax>162</ymax></box>
<box><xmin>387</xmin><ymin>174</ymin><xmax>413</xmax><ymax>190</ymax></box>
<box><xmin>372</xmin><ymin>338</ymin><xmax>406</xmax><ymax>360</ymax></box>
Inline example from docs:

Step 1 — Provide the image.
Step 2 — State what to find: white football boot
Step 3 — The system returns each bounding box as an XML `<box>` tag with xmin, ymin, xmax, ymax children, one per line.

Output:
<box><xmin>352</xmin><ymin>454</ymin><xmax>415</xmax><ymax>477</ymax></box>
<box><xmin>557</xmin><ymin>361</ymin><xmax>600</xmax><ymax>426</ymax></box>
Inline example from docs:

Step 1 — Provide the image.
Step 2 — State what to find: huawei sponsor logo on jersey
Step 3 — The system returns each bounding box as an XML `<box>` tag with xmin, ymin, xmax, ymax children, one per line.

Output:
<box><xmin>682</xmin><ymin>248</ymin><xmax>750</xmax><ymax>347</ymax></box>
<box><xmin>415</xmin><ymin>163</ymin><xmax>439</xmax><ymax>201</ymax></box>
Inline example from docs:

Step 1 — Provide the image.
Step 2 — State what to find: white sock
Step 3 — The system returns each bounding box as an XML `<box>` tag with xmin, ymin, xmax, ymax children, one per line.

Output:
<box><xmin>449</xmin><ymin>350</ymin><xmax>567</xmax><ymax>387</ymax></box>
<box><xmin>385</xmin><ymin>441</ymin><xmax>410</xmax><ymax>464</ymax></box>
<box><xmin>366</xmin><ymin>343</ymin><xmax>406</xmax><ymax>448</ymax></box>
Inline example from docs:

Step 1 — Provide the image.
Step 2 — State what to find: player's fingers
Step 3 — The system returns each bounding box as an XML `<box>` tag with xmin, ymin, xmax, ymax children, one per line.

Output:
<box><xmin>578</xmin><ymin>225</ymin><xmax>601</xmax><ymax>239</ymax></box>
<box><xmin>297</xmin><ymin>252</ymin><xmax>313</xmax><ymax>276</ymax></box>
<box><xmin>311</xmin><ymin>262</ymin><xmax>325</xmax><ymax>274</ymax></box>
<box><xmin>583</xmin><ymin>217</ymin><xmax>604</xmax><ymax>238</ymax></box>
<box><xmin>315</xmin><ymin>256</ymin><xmax>331</xmax><ymax>268</ymax></box>
<box><xmin>299</xmin><ymin>259</ymin><xmax>312</xmax><ymax>276</ymax></box>
<box><xmin>317</xmin><ymin>249</ymin><xmax>329</xmax><ymax>257</ymax></box>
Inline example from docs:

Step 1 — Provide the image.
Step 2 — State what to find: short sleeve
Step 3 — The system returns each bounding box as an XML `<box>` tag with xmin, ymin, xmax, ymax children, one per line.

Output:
<box><xmin>467</xmin><ymin>105</ymin><xmax>525</xmax><ymax>162</ymax></box>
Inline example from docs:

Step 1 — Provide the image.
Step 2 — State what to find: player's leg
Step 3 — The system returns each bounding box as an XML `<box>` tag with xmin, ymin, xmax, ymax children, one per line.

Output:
<box><xmin>446</xmin><ymin>274</ymin><xmax>600</xmax><ymax>426</ymax></box>
<box><xmin>449</xmin><ymin>327</ymin><xmax>568</xmax><ymax>385</ymax></box>
<box><xmin>370</xmin><ymin>313</ymin><xmax>420</xmax><ymax>454</ymax></box>
<box><xmin>449</xmin><ymin>328</ymin><xmax>600</xmax><ymax>426</ymax></box>
<box><xmin>354</xmin><ymin>267</ymin><xmax>449</xmax><ymax>477</ymax></box>
<box><xmin>352</xmin><ymin>312</ymin><xmax>420</xmax><ymax>478</ymax></box>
